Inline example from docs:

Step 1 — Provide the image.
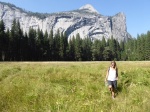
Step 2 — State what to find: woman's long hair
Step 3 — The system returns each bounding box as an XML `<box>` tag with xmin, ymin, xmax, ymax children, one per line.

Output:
<box><xmin>110</xmin><ymin>61</ymin><xmax>118</xmax><ymax>77</ymax></box>
<box><xmin>110</xmin><ymin>61</ymin><xmax>117</xmax><ymax>70</ymax></box>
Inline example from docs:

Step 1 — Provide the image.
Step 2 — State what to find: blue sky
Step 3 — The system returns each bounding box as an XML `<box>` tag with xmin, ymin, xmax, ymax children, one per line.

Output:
<box><xmin>0</xmin><ymin>0</ymin><xmax>150</xmax><ymax>38</ymax></box>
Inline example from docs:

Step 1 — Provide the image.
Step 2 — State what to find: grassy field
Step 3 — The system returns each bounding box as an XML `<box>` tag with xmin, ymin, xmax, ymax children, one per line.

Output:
<box><xmin>0</xmin><ymin>61</ymin><xmax>150</xmax><ymax>112</ymax></box>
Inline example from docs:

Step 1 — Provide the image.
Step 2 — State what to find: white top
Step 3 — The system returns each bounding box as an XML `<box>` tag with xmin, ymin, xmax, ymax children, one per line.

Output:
<box><xmin>107</xmin><ymin>67</ymin><xmax>117</xmax><ymax>81</ymax></box>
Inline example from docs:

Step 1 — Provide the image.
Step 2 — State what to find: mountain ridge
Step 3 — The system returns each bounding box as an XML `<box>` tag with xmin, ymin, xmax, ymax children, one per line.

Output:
<box><xmin>79</xmin><ymin>4</ymin><xmax>99</xmax><ymax>14</ymax></box>
<box><xmin>0</xmin><ymin>2</ymin><xmax>131</xmax><ymax>42</ymax></box>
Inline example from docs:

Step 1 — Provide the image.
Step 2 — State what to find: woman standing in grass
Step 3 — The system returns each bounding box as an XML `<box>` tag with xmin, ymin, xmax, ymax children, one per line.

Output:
<box><xmin>105</xmin><ymin>61</ymin><xmax>118</xmax><ymax>99</ymax></box>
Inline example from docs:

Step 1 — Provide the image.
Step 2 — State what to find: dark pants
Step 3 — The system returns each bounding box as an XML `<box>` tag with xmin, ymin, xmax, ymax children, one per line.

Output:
<box><xmin>107</xmin><ymin>80</ymin><xmax>117</xmax><ymax>90</ymax></box>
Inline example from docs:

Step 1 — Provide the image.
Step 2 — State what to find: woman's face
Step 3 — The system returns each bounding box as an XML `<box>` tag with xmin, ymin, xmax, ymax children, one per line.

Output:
<box><xmin>111</xmin><ymin>62</ymin><xmax>115</xmax><ymax>68</ymax></box>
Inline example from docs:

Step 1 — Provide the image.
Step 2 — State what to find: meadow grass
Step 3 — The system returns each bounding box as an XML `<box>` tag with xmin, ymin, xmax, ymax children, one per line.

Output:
<box><xmin>0</xmin><ymin>61</ymin><xmax>150</xmax><ymax>112</ymax></box>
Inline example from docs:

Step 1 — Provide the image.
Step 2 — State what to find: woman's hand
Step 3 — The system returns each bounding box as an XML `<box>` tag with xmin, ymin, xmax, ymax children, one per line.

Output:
<box><xmin>116</xmin><ymin>77</ymin><xmax>118</xmax><ymax>80</ymax></box>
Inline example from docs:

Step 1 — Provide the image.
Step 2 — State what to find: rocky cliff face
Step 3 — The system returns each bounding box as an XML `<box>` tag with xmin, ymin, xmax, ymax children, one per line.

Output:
<box><xmin>0</xmin><ymin>2</ymin><xmax>131</xmax><ymax>42</ymax></box>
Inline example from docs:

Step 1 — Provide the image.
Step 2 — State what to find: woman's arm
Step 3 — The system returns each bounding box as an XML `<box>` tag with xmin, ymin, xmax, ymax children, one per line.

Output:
<box><xmin>105</xmin><ymin>69</ymin><xmax>109</xmax><ymax>81</ymax></box>
<box><xmin>116</xmin><ymin>68</ymin><xmax>118</xmax><ymax>80</ymax></box>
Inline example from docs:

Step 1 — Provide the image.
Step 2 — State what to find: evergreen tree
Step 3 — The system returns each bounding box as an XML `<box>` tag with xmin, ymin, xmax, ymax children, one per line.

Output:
<box><xmin>36</xmin><ymin>28</ymin><xmax>44</xmax><ymax>60</ymax></box>
<box><xmin>120</xmin><ymin>41</ymin><xmax>124</xmax><ymax>60</ymax></box>
<box><xmin>59</xmin><ymin>32</ymin><xmax>65</xmax><ymax>61</ymax></box>
<box><xmin>101</xmin><ymin>36</ymin><xmax>106</xmax><ymax>48</ymax></box>
<box><xmin>68</xmin><ymin>36</ymin><xmax>75</xmax><ymax>61</ymax></box>
<box><xmin>22</xmin><ymin>32</ymin><xmax>29</xmax><ymax>61</ymax></box>
<box><xmin>145</xmin><ymin>31</ymin><xmax>150</xmax><ymax>60</ymax></box>
<box><xmin>140</xmin><ymin>34</ymin><xmax>146</xmax><ymax>60</ymax></box>
<box><xmin>16</xmin><ymin>21</ymin><xmax>24</xmax><ymax>61</ymax></box>
<box><xmin>107</xmin><ymin>37</ymin><xmax>116</xmax><ymax>60</ymax></box>
<box><xmin>82</xmin><ymin>37</ymin><xmax>92</xmax><ymax>61</ymax></box>
<box><xmin>43</xmin><ymin>30</ymin><xmax>49</xmax><ymax>60</ymax></box>
<box><xmin>136</xmin><ymin>35</ymin><xmax>143</xmax><ymax>60</ymax></box>
<box><xmin>63</xmin><ymin>32</ymin><xmax>68</xmax><ymax>61</ymax></box>
<box><xmin>59</xmin><ymin>32</ymin><xmax>68</xmax><ymax>61</ymax></box>
<box><xmin>48</xmin><ymin>29</ymin><xmax>54</xmax><ymax>60</ymax></box>
<box><xmin>28</xmin><ymin>28</ymin><xmax>37</xmax><ymax>61</ymax></box>
<box><xmin>4</xmin><ymin>29</ymin><xmax>10</xmax><ymax>61</ymax></box>
<box><xmin>115</xmin><ymin>40</ymin><xmax>121</xmax><ymax>60</ymax></box>
<box><xmin>102</xmin><ymin>47</ymin><xmax>112</xmax><ymax>61</ymax></box>
<box><xmin>53</xmin><ymin>29</ymin><xmax>60</xmax><ymax>60</ymax></box>
<box><xmin>91</xmin><ymin>39</ymin><xmax>103</xmax><ymax>61</ymax></box>
<box><xmin>91</xmin><ymin>40</ymin><xmax>97</xmax><ymax>61</ymax></box>
<box><xmin>9</xmin><ymin>19</ymin><xmax>23</xmax><ymax>60</ymax></box>
<box><xmin>0</xmin><ymin>20</ymin><xmax>6</xmax><ymax>61</ymax></box>
<box><xmin>74</xmin><ymin>33</ymin><xmax>82</xmax><ymax>61</ymax></box>
<box><xmin>124</xmin><ymin>39</ymin><xmax>132</xmax><ymax>60</ymax></box>
<box><xmin>132</xmin><ymin>39</ymin><xmax>138</xmax><ymax>60</ymax></box>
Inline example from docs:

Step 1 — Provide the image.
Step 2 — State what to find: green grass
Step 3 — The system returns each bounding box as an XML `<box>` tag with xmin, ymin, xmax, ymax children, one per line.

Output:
<box><xmin>0</xmin><ymin>61</ymin><xmax>150</xmax><ymax>112</ymax></box>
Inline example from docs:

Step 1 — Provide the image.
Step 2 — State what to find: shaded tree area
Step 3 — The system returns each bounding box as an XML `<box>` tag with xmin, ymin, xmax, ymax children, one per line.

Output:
<box><xmin>0</xmin><ymin>20</ymin><xmax>150</xmax><ymax>61</ymax></box>
<box><xmin>125</xmin><ymin>32</ymin><xmax>150</xmax><ymax>61</ymax></box>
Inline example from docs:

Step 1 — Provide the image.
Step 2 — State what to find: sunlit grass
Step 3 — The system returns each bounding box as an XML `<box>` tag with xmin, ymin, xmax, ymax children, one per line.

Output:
<box><xmin>0</xmin><ymin>61</ymin><xmax>150</xmax><ymax>112</ymax></box>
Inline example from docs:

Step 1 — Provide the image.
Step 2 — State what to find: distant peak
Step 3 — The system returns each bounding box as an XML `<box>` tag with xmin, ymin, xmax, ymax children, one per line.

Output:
<box><xmin>79</xmin><ymin>4</ymin><xmax>99</xmax><ymax>14</ymax></box>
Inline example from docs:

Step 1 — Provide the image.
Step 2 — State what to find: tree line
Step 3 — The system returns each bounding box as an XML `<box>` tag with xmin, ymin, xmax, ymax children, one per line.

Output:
<box><xmin>0</xmin><ymin>20</ymin><xmax>150</xmax><ymax>61</ymax></box>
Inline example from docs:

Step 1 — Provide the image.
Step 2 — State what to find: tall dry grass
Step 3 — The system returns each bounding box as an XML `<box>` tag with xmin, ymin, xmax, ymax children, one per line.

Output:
<box><xmin>0</xmin><ymin>61</ymin><xmax>150</xmax><ymax>112</ymax></box>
